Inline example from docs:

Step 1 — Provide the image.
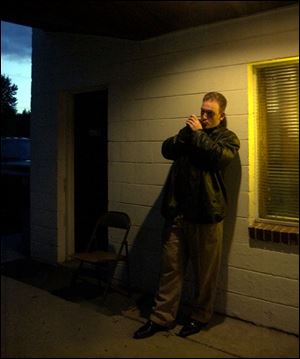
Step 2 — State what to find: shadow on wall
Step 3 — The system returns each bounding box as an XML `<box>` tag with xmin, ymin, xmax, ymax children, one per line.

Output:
<box><xmin>217</xmin><ymin>153</ymin><xmax>242</xmax><ymax>314</ymax></box>
<box><xmin>129</xmin><ymin>191</ymin><xmax>165</xmax><ymax>295</ymax></box>
<box><xmin>127</xmin><ymin>153</ymin><xmax>242</xmax><ymax>320</ymax></box>
<box><xmin>125</xmin><ymin>188</ymin><xmax>165</xmax><ymax>319</ymax></box>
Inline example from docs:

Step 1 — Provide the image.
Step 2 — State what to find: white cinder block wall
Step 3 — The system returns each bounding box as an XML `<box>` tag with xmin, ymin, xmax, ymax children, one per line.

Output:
<box><xmin>31</xmin><ymin>5</ymin><xmax>299</xmax><ymax>334</ymax></box>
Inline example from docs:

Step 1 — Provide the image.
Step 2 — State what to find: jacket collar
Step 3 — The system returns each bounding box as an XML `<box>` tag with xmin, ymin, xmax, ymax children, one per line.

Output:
<box><xmin>204</xmin><ymin>122</ymin><xmax>226</xmax><ymax>134</ymax></box>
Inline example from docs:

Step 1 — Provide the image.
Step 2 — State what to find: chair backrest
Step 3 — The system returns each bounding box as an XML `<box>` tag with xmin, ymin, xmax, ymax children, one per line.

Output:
<box><xmin>97</xmin><ymin>211</ymin><xmax>131</xmax><ymax>230</ymax></box>
<box><xmin>86</xmin><ymin>211</ymin><xmax>131</xmax><ymax>252</ymax></box>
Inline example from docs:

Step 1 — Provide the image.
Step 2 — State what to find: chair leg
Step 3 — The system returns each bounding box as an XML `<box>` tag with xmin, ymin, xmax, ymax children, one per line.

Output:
<box><xmin>124</xmin><ymin>245</ymin><xmax>131</xmax><ymax>297</ymax></box>
<box><xmin>103</xmin><ymin>283</ymin><xmax>110</xmax><ymax>302</ymax></box>
<box><xmin>103</xmin><ymin>267</ymin><xmax>114</xmax><ymax>301</ymax></box>
<box><xmin>102</xmin><ymin>261</ymin><xmax>131</xmax><ymax>301</ymax></box>
<box><xmin>71</xmin><ymin>261</ymin><xmax>83</xmax><ymax>287</ymax></box>
<box><xmin>71</xmin><ymin>270</ymin><xmax>78</xmax><ymax>287</ymax></box>
<box><xmin>126</xmin><ymin>260</ymin><xmax>131</xmax><ymax>297</ymax></box>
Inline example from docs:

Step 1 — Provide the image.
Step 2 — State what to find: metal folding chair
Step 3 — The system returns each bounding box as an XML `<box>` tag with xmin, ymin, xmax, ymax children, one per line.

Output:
<box><xmin>72</xmin><ymin>211</ymin><xmax>131</xmax><ymax>300</ymax></box>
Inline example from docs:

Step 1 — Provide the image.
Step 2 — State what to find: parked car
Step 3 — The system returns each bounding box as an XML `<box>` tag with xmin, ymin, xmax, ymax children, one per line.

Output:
<box><xmin>1</xmin><ymin>137</ymin><xmax>31</xmax><ymax>238</ymax></box>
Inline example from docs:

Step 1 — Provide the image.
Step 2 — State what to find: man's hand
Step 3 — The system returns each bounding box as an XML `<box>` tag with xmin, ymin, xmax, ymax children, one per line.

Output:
<box><xmin>186</xmin><ymin>114</ymin><xmax>203</xmax><ymax>131</ymax></box>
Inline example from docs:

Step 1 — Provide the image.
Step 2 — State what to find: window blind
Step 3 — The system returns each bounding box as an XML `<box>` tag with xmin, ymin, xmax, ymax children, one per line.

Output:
<box><xmin>256</xmin><ymin>62</ymin><xmax>299</xmax><ymax>222</ymax></box>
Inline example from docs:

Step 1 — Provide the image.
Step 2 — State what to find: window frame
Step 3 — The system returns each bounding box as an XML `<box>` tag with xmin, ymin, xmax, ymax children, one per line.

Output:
<box><xmin>248</xmin><ymin>57</ymin><xmax>299</xmax><ymax>228</ymax></box>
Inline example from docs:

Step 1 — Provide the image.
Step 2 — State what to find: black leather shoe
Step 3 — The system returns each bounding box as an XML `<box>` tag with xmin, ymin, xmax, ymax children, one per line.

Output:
<box><xmin>133</xmin><ymin>320</ymin><xmax>168</xmax><ymax>339</ymax></box>
<box><xmin>178</xmin><ymin>319</ymin><xmax>208</xmax><ymax>338</ymax></box>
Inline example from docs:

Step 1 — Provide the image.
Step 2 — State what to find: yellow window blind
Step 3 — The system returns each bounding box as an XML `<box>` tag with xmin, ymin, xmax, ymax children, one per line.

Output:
<box><xmin>256</xmin><ymin>61</ymin><xmax>299</xmax><ymax>223</ymax></box>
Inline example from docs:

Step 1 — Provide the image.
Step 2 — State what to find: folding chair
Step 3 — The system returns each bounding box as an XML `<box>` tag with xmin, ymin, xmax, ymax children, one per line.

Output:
<box><xmin>72</xmin><ymin>211</ymin><xmax>131</xmax><ymax>300</ymax></box>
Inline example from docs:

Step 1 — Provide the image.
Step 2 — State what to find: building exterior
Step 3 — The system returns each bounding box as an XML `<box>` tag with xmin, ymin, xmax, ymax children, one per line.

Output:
<box><xmin>30</xmin><ymin>4</ymin><xmax>299</xmax><ymax>334</ymax></box>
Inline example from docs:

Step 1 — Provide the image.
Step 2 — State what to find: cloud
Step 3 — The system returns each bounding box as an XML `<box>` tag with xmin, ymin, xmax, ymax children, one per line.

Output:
<box><xmin>1</xmin><ymin>21</ymin><xmax>32</xmax><ymax>61</ymax></box>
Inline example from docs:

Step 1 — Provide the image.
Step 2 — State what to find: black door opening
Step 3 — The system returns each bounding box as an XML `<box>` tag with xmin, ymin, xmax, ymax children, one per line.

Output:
<box><xmin>74</xmin><ymin>90</ymin><xmax>108</xmax><ymax>252</ymax></box>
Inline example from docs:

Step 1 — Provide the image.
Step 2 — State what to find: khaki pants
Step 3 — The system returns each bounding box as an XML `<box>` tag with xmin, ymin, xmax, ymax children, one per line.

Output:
<box><xmin>150</xmin><ymin>217</ymin><xmax>223</xmax><ymax>327</ymax></box>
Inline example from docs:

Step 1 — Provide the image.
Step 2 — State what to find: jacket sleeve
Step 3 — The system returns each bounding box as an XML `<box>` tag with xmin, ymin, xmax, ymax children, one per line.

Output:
<box><xmin>161</xmin><ymin>126</ymin><xmax>191</xmax><ymax>160</ymax></box>
<box><xmin>190</xmin><ymin>129</ymin><xmax>240</xmax><ymax>169</ymax></box>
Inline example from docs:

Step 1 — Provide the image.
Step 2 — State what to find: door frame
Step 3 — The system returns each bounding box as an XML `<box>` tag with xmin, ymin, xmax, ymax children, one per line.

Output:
<box><xmin>58</xmin><ymin>85</ymin><xmax>108</xmax><ymax>262</ymax></box>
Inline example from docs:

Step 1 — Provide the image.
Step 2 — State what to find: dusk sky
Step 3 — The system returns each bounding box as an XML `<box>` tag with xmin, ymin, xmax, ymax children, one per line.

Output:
<box><xmin>1</xmin><ymin>20</ymin><xmax>32</xmax><ymax>113</ymax></box>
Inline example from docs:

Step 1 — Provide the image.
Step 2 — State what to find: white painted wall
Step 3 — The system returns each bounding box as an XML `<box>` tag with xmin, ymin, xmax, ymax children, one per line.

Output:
<box><xmin>31</xmin><ymin>4</ymin><xmax>299</xmax><ymax>334</ymax></box>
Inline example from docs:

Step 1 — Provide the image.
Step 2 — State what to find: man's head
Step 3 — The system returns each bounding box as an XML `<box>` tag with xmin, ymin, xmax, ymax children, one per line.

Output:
<box><xmin>200</xmin><ymin>92</ymin><xmax>227</xmax><ymax>129</ymax></box>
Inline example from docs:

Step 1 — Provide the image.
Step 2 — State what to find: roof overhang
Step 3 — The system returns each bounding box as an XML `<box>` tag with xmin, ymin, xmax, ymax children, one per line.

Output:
<box><xmin>1</xmin><ymin>1</ymin><xmax>298</xmax><ymax>40</ymax></box>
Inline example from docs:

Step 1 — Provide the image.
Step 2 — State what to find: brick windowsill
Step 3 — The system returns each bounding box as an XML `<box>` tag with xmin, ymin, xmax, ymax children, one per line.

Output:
<box><xmin>248</xmin><ymin>222</ymin><xmax>299</xmax><ymax>245</ymax></box>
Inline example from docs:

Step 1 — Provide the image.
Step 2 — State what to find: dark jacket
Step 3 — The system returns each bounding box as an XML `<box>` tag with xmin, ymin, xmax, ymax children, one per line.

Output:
<box><xmin>161</xmin><ymin>122</ymin><xmax>240</xmax><ymax>223</ymax></box>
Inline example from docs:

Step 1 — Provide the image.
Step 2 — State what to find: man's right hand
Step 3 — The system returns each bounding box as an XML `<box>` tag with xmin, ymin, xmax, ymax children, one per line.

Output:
<box><xmin>186</xmin><ymin>114</ymin><xmax>203</xmax><ymax>131</ymax></box>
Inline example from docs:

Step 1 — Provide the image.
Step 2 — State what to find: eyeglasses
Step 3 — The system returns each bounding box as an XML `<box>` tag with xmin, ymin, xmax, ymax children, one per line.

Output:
<box><xmin>200</xmin><ymin>108</ymin><xmax>216</xmax><ymax>118</ymax></box>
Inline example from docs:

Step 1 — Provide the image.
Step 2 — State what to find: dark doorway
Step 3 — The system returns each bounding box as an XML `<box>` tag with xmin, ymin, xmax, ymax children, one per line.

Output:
<box><xmin>74</xmin><ymin>90</ymin><xmax>108</xmax><ymax>252</ymax></box>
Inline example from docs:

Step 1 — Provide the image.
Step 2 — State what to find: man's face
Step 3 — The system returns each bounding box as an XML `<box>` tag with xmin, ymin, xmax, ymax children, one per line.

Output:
<box><xmin>200</xmin><ymin>100</ymin><xmax>223</xmax><ymax>129</ymax></box>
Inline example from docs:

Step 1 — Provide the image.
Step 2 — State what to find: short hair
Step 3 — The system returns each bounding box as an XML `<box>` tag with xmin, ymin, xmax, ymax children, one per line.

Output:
<box><xmin>203</xmin><ymin>92</ymin><xmax>227</xmax><ymax>113</ymax></box>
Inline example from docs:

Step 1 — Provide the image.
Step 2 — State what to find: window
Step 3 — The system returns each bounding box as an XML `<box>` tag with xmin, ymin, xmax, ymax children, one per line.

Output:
<box><xmin>249</xmin><ymin>58</ymin><xmax>299</xmax><ymax>226</ymax></box>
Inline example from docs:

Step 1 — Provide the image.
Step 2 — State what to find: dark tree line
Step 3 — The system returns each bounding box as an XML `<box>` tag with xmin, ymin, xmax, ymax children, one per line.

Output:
<box><xmin>1</xmin><ymin>74</ymin><xmax>31</xmax><ymax>137</ymax></box>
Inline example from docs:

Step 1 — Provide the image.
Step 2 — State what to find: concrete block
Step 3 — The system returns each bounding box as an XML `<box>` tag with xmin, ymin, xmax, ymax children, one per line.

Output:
<box><xmin>219</xmin><ymin>266</ymin><xmax>298</xmax><ymax>307</ymax></box>
<box><xmin>240</xmin><ymin>166</ymin><xmax>249</xmax><ymax>193</ymax></box>
<box><xmin>108</xmin><ymin>182</ymin><xmax>122</xmax><ymax>202</ymax></box>
<box><xmin>108</xmin><ymin>162</ymin><xmax>136</xmax><ymax>183</ymax></box>
<box><xmin>31</xmin><ymin>209</ymin><xmax>57</xmax><ymax>229</ymax></box>
<box><xmin>108</xmin><ymin>142</ymin><xmax>121</xmax><ymax>162</ymax></box>
<box><xmin>31</xmin><ymin>175</ymin><xmax>57</xmax><ymax>197</ymax></box>
<box><xmin>134</xmin><ymin>142</ymin><xmax>157</xmax><ymax>163</ymax></box>
<box><xmin>31</xmin><ymin>191</ymin><xmax>57</xmax><ymax>211</ymax></box>
<box><xmin>215</xmin><ymin>289</ymin><xmax>299</xmax><ymax>335</ymax></box>
<box><xmin>236</xmin><ymin>191</ymin><xmax>248</xmax><ymax>218</ymax></box>
<box><xmin>227</xmin><ymin>115</ymin><xmax>248</xmax><ymax>141</ymax></box>
<box><xmin>108</xmin><ymin>120</ymin><xmax>137</xmax><ymax>141</ymax></box>
<box><xmin>135</xmin><ymin>163</ymin><xmax>170</xmax><ymax>186</ymax></box>
<box><xmin>137</xmin><ymin>65</ymin><xmax>247</xmax><ymax>99</ymax></box>
<box><xmin>225</xmin><ymin>242</ymin><xmax>299</xmax><ymax>279</ymax></box>
<box><xmin>119</xmin><ymin>142</ymin><xmax>140</xmax><ymax>162</ymax></box>
<box><xmin>120</xmin><ymin>183</ymin><xmax>163</xmax><ymax>206</ymax></box>
<box><xmin>238</xmin><ymin>140</ymin><xmax>248</xmax><ymax>166</ymax></box>
<box><xmin>137</xmin><ymin>119</ymin><xmax>183</xmax><ymax>141</ymax></box>
<box><xmin>224</xmin><ymin>217</ymin><xmax>250</xmax><ymax>245</ymax></box>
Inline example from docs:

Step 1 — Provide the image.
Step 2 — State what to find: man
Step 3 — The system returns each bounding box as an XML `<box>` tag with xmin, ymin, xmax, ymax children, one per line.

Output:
<box><xmin>133</xmin><ymin>92</ymin><xmax>240</xmax><ymax>339</ymax></box>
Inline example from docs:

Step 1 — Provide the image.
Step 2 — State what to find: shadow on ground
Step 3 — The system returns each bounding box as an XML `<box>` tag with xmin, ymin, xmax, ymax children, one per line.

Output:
<box><xmin>1</xmin><ymin>257</ymin><xmax>216</xmax><ymax>328</ymax></box>
<box><xmin>1</xmin><ymin>257</ymin><xmax>159</xmax><ymax>321</ymax></box>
